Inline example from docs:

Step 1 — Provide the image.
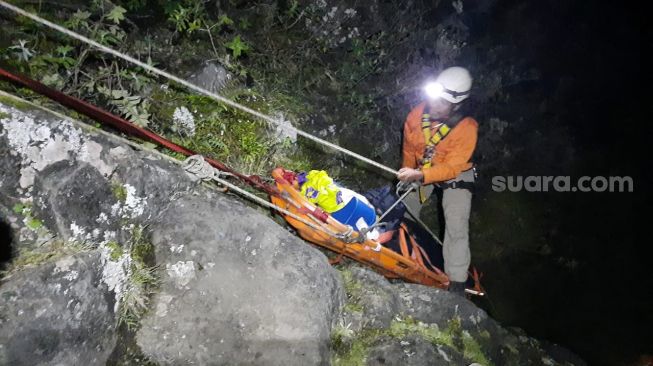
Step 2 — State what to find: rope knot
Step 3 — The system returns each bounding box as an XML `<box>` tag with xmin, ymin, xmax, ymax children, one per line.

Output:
<box><xmin>183</xmin><ymin>155</ymin><xmax>218</xmax><ymax>180</ymax></box>
<box><xmin>183</xmin><ymin>155</ymin><xmax>230</xmax><ymax>191</ymax></box>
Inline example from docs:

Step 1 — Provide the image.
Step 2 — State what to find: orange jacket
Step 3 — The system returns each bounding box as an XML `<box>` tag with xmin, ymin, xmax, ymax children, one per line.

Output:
<box><xmin>402</xmin><ymin>102</ymin><xmax>478</xmax><ymax>184</ymax></box>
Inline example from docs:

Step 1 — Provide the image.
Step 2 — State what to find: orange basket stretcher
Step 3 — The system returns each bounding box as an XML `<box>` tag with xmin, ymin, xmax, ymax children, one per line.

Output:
<box><xmin>270</xmin><ymin>167</ymin><xmax>450</xmax><ymax>289</ymax></box>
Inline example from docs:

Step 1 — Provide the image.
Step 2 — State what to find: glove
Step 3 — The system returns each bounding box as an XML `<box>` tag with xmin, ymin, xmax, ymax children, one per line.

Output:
<box><xmin>397</xmin><ymin>167</ymin><xmax>424</xmax><ymax>183</ymax></box>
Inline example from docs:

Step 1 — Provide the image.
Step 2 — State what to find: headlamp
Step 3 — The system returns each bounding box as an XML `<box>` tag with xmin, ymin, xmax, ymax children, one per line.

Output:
<box><xmin>424</xmin><ymin>82</ymin><xmax>444</xmax><ymax>99</ymax></box>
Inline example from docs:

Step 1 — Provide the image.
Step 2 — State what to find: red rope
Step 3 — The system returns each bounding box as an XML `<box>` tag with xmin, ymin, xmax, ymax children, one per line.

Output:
<box><xmin>0</xmin><ymin>67</ymin><xmax>277</xmax><ymax>196</ymax></box>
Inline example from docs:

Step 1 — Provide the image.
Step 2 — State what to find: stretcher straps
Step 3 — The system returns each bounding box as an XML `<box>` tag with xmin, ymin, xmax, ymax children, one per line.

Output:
<box><xmin>398</xmin><ymin>226</ymin><xmax>427</xmax><ymax>268</ymax></box>
<box><xmin>409</xmin><ymin>232</ymin><xmax>425</xmax><ymax>266</ymax></box>
<box><xmin>408</xmin><ymin>232</ymin><xmax>438</xmax><ymax>273</ymax></box>
<box><xmin>398</xmin><ymin>228</ymin><xmax>411</xmax><ymax>259</ymax></box>
<box><xmin>398</xmin><ymin>224</ymin><xmax>441</xmax><ymax>274</ymax></box>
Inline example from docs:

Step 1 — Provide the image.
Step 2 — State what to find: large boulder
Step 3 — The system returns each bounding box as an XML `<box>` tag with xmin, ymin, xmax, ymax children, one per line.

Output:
<box><xmin>136</xmin><ymin>188</ymin><xmax>344</xmax><ymax>365</ymax></box>
<box><xmin>0</xmin><ymin>251</ymin><xmax>117</xmax><ymax>366</ymax></box>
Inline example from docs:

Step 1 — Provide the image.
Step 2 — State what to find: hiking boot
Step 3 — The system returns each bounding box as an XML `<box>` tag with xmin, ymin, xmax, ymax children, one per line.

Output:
<box><xmin>448</xmin><ymin>281</ymin><xmax>467</xmax><ymax>296</ymax></box>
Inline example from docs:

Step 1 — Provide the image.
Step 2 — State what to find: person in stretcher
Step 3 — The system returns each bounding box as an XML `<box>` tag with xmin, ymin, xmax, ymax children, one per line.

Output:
<box><xmin>290</xmin><ymin>170</ymin><xmax>445</xmax><ymax>270</ymax></box>
<box><xmin>292</xmin><ymin>170</ymin><xmax>382</xmax><ymax>242</ymax></box>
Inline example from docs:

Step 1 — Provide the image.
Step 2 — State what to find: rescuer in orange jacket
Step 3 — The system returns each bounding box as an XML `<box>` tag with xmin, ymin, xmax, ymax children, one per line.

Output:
<box><xmin>397</xmin><ymin>66</ymin><xmax>478</xmax><ymax>295</ymax></box>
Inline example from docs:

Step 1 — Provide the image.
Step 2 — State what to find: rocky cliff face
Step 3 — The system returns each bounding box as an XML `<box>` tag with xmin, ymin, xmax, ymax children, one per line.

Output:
<box><xmin>0</xmin><ymin>93</ymin><xmax>584</xmax><ymax>365</ymax></box>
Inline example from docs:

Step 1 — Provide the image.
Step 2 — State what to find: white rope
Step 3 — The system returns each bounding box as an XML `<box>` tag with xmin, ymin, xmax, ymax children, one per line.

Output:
<box><xmin>0</xmin><ymin>1</ymin><xmax>399</xmax><ymax>176</ymax></box>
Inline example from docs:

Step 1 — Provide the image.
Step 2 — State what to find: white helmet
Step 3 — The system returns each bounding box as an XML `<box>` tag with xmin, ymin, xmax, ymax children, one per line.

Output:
<box><xmin>424</xmin><ymin>66</ymin><xmax>472</xmax><ymax>104</ymax></box>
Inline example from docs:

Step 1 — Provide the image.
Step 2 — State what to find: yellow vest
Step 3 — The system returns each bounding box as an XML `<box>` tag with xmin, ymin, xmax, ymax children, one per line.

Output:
<box><xmin>300</xmin><ymin>170</ymin><xmax>347</xmax><ymax>213</ymax></box>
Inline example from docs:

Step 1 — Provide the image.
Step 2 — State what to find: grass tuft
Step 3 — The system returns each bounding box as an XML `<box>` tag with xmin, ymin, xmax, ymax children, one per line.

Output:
<box><xmin>3</xmin><ymin>240</ymin><xmax>91</xmax><ymax>276</ymax></box>
<box><xmin>111</xmin><ymin>182</ymin><xmax>128</xmax><ymax>202</ymax></box>
<box><xmin>116</xmin><ymin>225</ymin><xmax>159</xmax><ymax>330</ymax></box>
<box><xmin>106</xmin><ymin>241</ymin><xmax>124</xmax><ymax>261</ymax></box>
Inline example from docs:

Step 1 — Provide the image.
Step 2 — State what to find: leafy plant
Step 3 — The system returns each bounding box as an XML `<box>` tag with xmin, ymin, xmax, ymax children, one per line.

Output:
<box><xmin>98</xmin><ymin>86</ymin><xmax>151</xmax><ymax>127</ymax></box>
<box><xmin>226</xmin><ymin>35</ymin><xmax>250</xmax><ymax>58</ymax></box>
<box><xmin>12</xmin><ymin>203</ymin><xmax>25</xmax><ymax>214</ymax></box>
<box><xmin>217</xmin><ymin>14</ymin><xmax>234</xmax><ymax>27</ymax></box>
<box><xmin>285</xmin><ymin>0</ymin><xmax>300</xmax><ymax>18</ymax></box>
<box><xmin>106</xmin><ymin>241</ymin><xmax>124</xmax><ymax>261</ymax></box>
<box><xmin>117</xmin><ymin>263</ymin><xmax>158</xmax><ymax>329</ymax></box>
<box><xmin>105</xmin><ymin>5</ymin><xmax>127</xmax><ymax>25</ymax></box>
<box><xmin>64</xmin><ymin>10</ymin><xmax>91</xmax><ymax>30</ymax></box>
<box><xmin>168</xmin><ymin>1</ymin><xmax>206</xmax><ymax>34</ymax></box>
<box><xmin>238</xmin><ymin>18</ymin><xmax>251</xmax><ymax>30</ymax></box>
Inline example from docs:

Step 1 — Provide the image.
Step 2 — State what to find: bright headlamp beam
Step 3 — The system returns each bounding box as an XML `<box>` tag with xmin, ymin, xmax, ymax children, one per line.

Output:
<box><xmin>424</xmin><ymin>82</ymin><xmax>444</xmax><ymax>99</ymax></box>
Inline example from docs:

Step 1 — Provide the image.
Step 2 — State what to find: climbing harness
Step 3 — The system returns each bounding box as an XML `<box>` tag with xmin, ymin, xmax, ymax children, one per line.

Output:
<box><xmin>419</xmin><ymin>107</ymin><xmax>452</xmax><ymax>170</ymax></box>
<box><xmin>437</xmin><ymin>179</ymin><xmax>475</xmax><ymax>192</ymax></box>
<box><xmin>417</xmin><ymin>106</ymin><xmax>451</xmax><ymax>203</ymax></box>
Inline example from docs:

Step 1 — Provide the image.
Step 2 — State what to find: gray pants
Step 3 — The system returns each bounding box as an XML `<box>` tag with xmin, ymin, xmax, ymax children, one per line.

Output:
<box><xmin>403</xmin><ymin>170</ymin><xmax>473</xmax><ymax>282</ymax></box>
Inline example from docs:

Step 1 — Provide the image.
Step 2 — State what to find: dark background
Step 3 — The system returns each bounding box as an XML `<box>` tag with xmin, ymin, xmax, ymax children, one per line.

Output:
<box><xmin>461</xmin><ymin>1</ymin><xmax>652</xmax><ymax>365</ymax></box>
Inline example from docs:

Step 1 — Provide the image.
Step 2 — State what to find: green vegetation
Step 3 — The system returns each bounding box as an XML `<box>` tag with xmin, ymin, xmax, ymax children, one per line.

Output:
<box><xmin>130</xmin><ymin>224</ymin><xmax>154</xmax><ymax>263</ymax></box>
<box><xmin>12</xmin><ymin>202</ymin><xmax>44</xmax><ymax>232</ymax></box>
<box><xmin>0</xmin><ymin>0</ymin><xmax>401</xmax><ymax>189</ymax></box>
<box><xmin>117</xmin><ymin>263</ymin><xmax>158</xmax><ymax>329</ymax></box>
<box><xmin>387</xmin><ymin>316</ymin><xmax>453</xmax><ymax>345</ymax></box>
<box><xmin>0</xmin><ymin>111</ymin><xmax>9</xmax><ymax>119</ymax></box>
<box><xmin>3</xmin><ymin>240</ymin><xmax>90</xmax><ymax>275</ymax></box>
<box><xmin>331</xmin><ymin>316</ymin><xmax>493</xmax><ymax>366</ymax></box>
<box><xmin>461</xmin><ymin>330</ymin><xmax>492</xmax><ymax>366</ymax></box>
<box><xmin>226</xmin><ymin>35</ymin><xmax>250</xmax><ymax>59</ymax></box>
<box><xmin>111</xmin><ymin>182</ymin><xmax>128</xmax><ymax>202</ymax></box>
<box><xmin>106</xmin><ymin>241</ymin><xmax>124</xmax><ymax>261</ymax></box>
<box><xmin>26</xmin><ymin>217</ymin><xmax>43</xmax><ymax>230</ymax></box>
<box><xmin>333</xmin><ymin>330</ymin><xmax>379</xmax><ymax>366</ymax></box>
<box><xmin>166</xmin><ymin>0</ymin><xmax>206</xmax><ymax>35</ymax></box>
<box><xmin>0</xmin><ymin>1</ymin><xmax>322</xmax><ymax>184</ymax></box>
<box><xmin>12</xmin><ymin>203</ymin><xmax>25</xmax><ymax>214</ymax></box>
<box><xmin>10</xmin><ymin>242</ymin><xmax>65</xmax><ymax>268</ymax></box>
<box><xmin>338</xmin><ymin>267</ymin><xmax>365</xmax><ymax>313</ymax></box>
<box><xmin>116</xmin><ymin>225</ymin><xmax>159</xmax><ymax>330</ymax></box>
<box><xmin>3</xmin><ymin>205</ymin><xmax>91</xmax><ymax>277</ymax></box>
<box><xmin>344</xmin><ymin>301</ymin><xmax>364</xmax><ymax>314</ymax></box>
